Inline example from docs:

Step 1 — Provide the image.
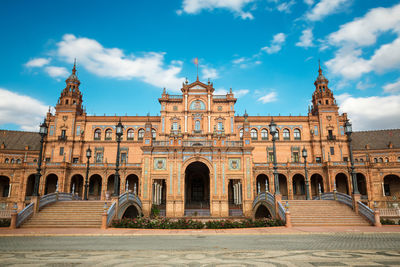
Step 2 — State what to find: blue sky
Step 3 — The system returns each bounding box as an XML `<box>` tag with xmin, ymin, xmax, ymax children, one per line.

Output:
<box><xmin>1</xmin><ymin>0</ymin><xmax>399</xmax><ymax>131</ymax></box>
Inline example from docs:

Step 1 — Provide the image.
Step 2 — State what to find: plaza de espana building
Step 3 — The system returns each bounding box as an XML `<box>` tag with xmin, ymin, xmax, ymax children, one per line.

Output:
<box><xmin>0</xmin><ymin>64</ymin><xmax>399</xmax><ymax>218</ymax></box>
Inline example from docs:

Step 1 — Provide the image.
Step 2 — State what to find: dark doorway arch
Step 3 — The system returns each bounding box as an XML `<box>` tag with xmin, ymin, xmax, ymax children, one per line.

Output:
<box><xmin>356</xmin><ymin>173</ymin><xmax>368</xmax><ymax>199</ymax></box>
<box><xmin>335</xmin><ymin>173</ymin><xmax>349</xmax><ymax>195</ymax></box>
<box><xmin>278</xmin><ymin>174</ymin><xmax>288</xmax><ymax>199</ymax></box>
<box><xmin>125</xmin><ymin>174</ymin><xmax>139</xmax><ymax>194</ymax></box>
<box><xmin>70</xmin><ymin>174</ymin><xmax>84</xmax><ymax>197</ymax></box>
<box><xmin>254</xmin><ymin>204</ymin><xmax>272</xmax><ymax>219</ymax></box>
<box><xmin>310</xmin><ymin>174</ymin><xmax>324</xmax><ymax>198</ymax></box>
<box><xmin>25</xmin><ymin>174</ymin><xmax>36</xmax><ymax>198</ymax></box>
<box><xmin>292</xmin><ymin>174</ymin><xmax>306</xmax><ymax>200</ymax></box>
<box><xmin>184</xmin><ymin>161</ymin><xmax>210</xmax><ymax>215</ymax></box>
<box><xmin>383</xmin><ymin>174</ymin><xmax>400</xmax><ymax>197</ymax></box>
<box><xmin>107</xmin><ymin>174</ymin><xmax>120</xmax><ymax>197</ymax></box>
<box><xmin>256</xmin><ymin>174</ymin><xmax>269</xmax><ymax>194</ymax></box>
<box><xmin>89</xmin><ymin>174</ymin><xmax>102</xmax><ymax>200</ymax></box>
<box><xmin>122</xmin><ymin>205</ymin><xmax>140</xmax><ymax>219</ymax></box>
<box><xmin>45</xmin><ymin>174</ymin><xmax>58</xmax><ymax>195</ymax></box>
<box><xmin>0</xmin><ymin>176</ymin><xmax>10</xmax><ymax>197</ymax></box>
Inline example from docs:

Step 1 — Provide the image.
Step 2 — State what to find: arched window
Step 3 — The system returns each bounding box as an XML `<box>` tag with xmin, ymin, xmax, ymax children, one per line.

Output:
<box><xmin>16</xmin><ymin>159</ymin><xmax>21</xmax><ymax>164</ymax></box>
<box><xmin>398</xmin><ymin>156</ymin><xmax>400</xmax><ymax>162</ymax></box>
<box><xmin>4</xmin><ymin>158</ymin><xmax>9</xmax><ymax>164</ymax></box>
<box><xmin>152</xmin><ymin>129</ymin><xmax>156</xmax><ymax>140</ymax></box>
<box><xmin>283</xmin><ymin>129</ymin><xmax>290</xmax><ymax>140</ymax></box>
<box><xmin>251</xmin><ymin>129</ymin><xmax>258</xmax><ymax>140</ymax></box>
<box><xmin>138</xmin><ymin>129</ymin><xmax>145</xmax><ymax>140</ymax></box>
<box><xmin>94</xmin><ymin>129</ymin><xmax>101</xmax><ymax>140</ymax></box>
<box><xmin>374</xmin><ymin>158</ymin><xmax>378</xmax><ymax>163</ymax></box>
<box><xmin>355</xmin><ymin>159</ymin><xmax>358</xmax><ymax>162</ymax></box>
<box><xmin>294</xmin><ymin>129</ymin><xmax>301</xmax><ymax>140</ymax></box>
<box><xmin>379</xmin><ymin>158</ymin><xmax>383</xmax><ymax>163</ymax></box>
<box><xmin>10</xmin><ymin>159</ymin><xmax>14</xmax><ymax>164</ymax></box>
<box><xmin>360</xmin><ymin>158</ymin><xmax>364</xmax><ymax>162</ymax></box>
<box><xmin>274</xmin><ymin>130</ymin><xmax>280</xmax><ymax>140</ymax></box>
<box><xmin>195</xmin><ymin>120</ymin><xmax>201</xmax><ymax>131</ymax></box>
<box><xmin>261</xmin><ymin>129</ymin><xmax>268</xmax><ymax>140</ymax></box>
<box><xmin>239</xmin><ymin>128</ymin><xmax>244</xmax><ymax>140</ymax></box>
<box><xmin>127</xmin><ymin>129</ymin><xmax>134</xmax><ymax>140</ymax></box>
<box><xmin>385</xmin><ymin>157</ymin><xmax>389</xmax><ymax>163</ymax></box>
<box><xmin>105</xmin><ymin>129</ymin><xmax>112</xmax><ymax>140</ymax></box>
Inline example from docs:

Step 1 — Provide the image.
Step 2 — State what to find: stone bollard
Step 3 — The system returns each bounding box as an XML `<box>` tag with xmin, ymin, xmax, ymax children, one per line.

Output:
<box><xmin>9</xmin><ymin>203</ymin><xmax>18</xmax><ymax>229</ymax></box>
<box><xmin>31</xmin><ymin>196</ymin><xmax>40</xmax><ymax>214</ymax></box>
<box><xmin>353</xmin><ymin>194</ymin><xmax>361</xmax><ymax>214</ymax></box>
<box><xmin>285</xmin><ymin>211</ymin><xmax>292</xmax><ymax>228</ymax></box>
<box><xmin>101</xmin><ymin>202</ymin><xmax>108</xmax><ymax>230</ymax></box>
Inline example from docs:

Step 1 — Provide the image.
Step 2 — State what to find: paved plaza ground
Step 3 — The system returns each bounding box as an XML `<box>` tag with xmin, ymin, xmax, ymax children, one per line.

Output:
<box><xmin>0</xmin><ymin>226</ymin><xmax>400</xmax><ymax>266</ymax></box>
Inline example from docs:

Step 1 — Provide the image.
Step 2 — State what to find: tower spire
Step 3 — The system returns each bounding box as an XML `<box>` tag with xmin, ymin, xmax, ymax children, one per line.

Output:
<box><xmin>72</xmin><ymin>58</ymin><xmax>77</xmax><ymax>75</ymax></box>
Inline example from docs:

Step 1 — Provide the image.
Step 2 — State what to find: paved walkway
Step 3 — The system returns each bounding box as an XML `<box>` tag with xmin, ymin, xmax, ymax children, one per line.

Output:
<box><xmin>0</xmin><ymin>225</ymin><xmax>399</xmax><ymax>236</ymax></box>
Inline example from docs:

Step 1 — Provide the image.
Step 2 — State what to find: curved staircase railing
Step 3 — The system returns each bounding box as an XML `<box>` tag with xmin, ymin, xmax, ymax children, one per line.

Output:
<box><xmin>16</xmin><ymin>202</ymin><xmax>34</xmax><ymax>228</ymax></box>
<box><xmin>336</xmin><ymin>192</ymin><xmax>353</xmax><ymax>208</ymax></box>
<box><xmin>357</xmin><ymin>201</ymin><xmax>375</xmax><ymax>225</ymax></box>
<box><xmin>277</xmin><ymin>202</ymin><xmax>286</xmax><ymax>222</ymax></box>
<box><xmin>16</xmin><ymin>192</ymin><xmax>79</xmax><ymax>228</ymax></box>
<box><xmin>119</xmin><ymin>192</ymin><xmax>142</xmax><ymax>208</ymax></box>
<box><xmin>252</xmin><ymin>191</ymin><xmax>275</xmax><ymax>209</ymax></box>
<box><xmin>107</xmin><ymin>202</ymin><xmax>116</xmax><ymax>226</ymax></box>
<box><xmin>105</xmin><ymin>192</ymin><xmax>143</xmax><ymax>226</ymax></box>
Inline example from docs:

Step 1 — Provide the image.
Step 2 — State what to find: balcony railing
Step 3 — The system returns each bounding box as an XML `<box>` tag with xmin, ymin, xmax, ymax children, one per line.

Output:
<box><xmin>327</xmin><ymin>135</ymin><xmax>336</xmax><ymax>140</ymax></box>
<box><xmin>58</xmin><ymin>135</ymin><xmax>67</xmax><ymax>141</ymax></box>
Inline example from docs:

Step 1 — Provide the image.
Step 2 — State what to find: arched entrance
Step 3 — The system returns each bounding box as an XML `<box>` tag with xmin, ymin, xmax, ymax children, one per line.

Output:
<box><xmin>122</xmin><ymin>205</ymin><xmax>140</xmax><ymax>219</ymax></box>
<box><xmin>228</xmin><ymin>179</ymin><xmax>243</xmax><ymax>216</ymax></box>
<box><xmin>279</xmin><ymin>174</ymin><xmax>288</xmax><ymax>200</ymax></box>
<box><xmin>0</xmin><ymin>176</ymin><xmax>10</xmax><ymax>197</ymax></box>
<box><xmin>184</xmin><ymin>161</ymin><xmax>210</xmax><ymax>216</ymax></box>
<box><xmin>292</xmin><ymin>174</ymin><xmax>305</xmax><ymax>200</ymax></box>
<box><xmin>44</xmin><ymin>174</ymin><xmax>58</xmax><ymax>195</ymax></box>
<box><xmin>25</xmin><ymin>174</ymin><xmax>35</xmax><ymax>198</ymax></box>
<box><xmin>70</xmin><ymin>174</ymin><xmax>84</xmax><ymax>197</ymax></box>
<box><xmin>335</xmin><ymin>173</ymin><xmax>349</xmax><ymax>195</ymax></box>
<box><xmin>383</xmin><ymin>175</ymin><xmax>400</xmax><ymax>198</ymax></box>
<box><xmin>256</xmin><ymin>174</ymin><xmax>269</xmax><ymax>194</ymax></box>
<box><xmin>254</xmin><ymin>204</ymin><xmax>272</xmax><ymax>219</ymax></box>
<box><xmin>357</xmin><ymin>173</ymin><xmax>368</xmax><ymax>199</ymax></box>
<box><xmin>89</xmin><ymin>174</ymin><xmax>102</xmax><ymax>200</ymax></box>
<box><xmin>310</xmin><ymin>174</ymin><xmax>324</xmax><ymax>198</ymax></box>
<box><xmin>125</xmin><ymin>174</ymin><xmax>139</xmax><ymax>194</ymax></box>
<box><xmin>107</xmin><ymin>174</ymin><xmax>120</xmax><ymax>197</ymax></box>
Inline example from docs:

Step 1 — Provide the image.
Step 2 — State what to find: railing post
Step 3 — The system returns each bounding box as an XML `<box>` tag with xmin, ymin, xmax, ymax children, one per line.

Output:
<box><xmin>101</xmin><ymin>202</ymin><xmax>108</xmax><ymax>230</ymax></box>
<box><xmin>285</xmin><ymin>202</ymin><xmax>291</xmax><ymax>228</ymax></box>
<box><xmin>373</xmin><ymin>202</ymin><xmax>382</xmax><ymax>227</ymax></box>
<box><xmin>56</xmin><ymin>191</ymin><xmax>59</xmax><ymax>202</ymax></box>
<box><xmin>353</xmin><ymin>194</ymin><xmax>360</xmax><ymax>214</ymax></box>
<box><xmin>275</xmin><ymin>194</ymin><xmax>282</xmax><ymax>219</ymax></box>
<box><xmin>112</xmin><ymin>196</ymin><xmax>119</xmax><ymax>218</ymax></box>
<box><xmin>333</xmin><ymin>189</ymin><xmax>337</xmax><ymax>200</ymax></box>
<box><xmin>31</xmin><ymin>196</ymin><xmax>40</xmax><ymax>214</ymax></box>
<box><xmin>9</xmin><ymin>203</ymin><xmax>18</xmax><ymax>229</ymax></box>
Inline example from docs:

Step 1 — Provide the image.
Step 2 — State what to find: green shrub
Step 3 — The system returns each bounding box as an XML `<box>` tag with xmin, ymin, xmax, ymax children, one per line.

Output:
<box><xmin>380</xmin><ymin>218</ymin><xmax>396</xmax><ymax>225</ymax></box>
<box><xmin>112</xmin><ymin>217</ymin><xmax>284</xmax><ymax>229</ymax></box>
<box><xmin>0</xmin><ymin>219</ymin><xmax>10</xmax><ymax>227</ymax></box>
<box><xmin>150</xmin><ymin>205</ymin><xmax>160</xmax><ymax>218</ymax></box>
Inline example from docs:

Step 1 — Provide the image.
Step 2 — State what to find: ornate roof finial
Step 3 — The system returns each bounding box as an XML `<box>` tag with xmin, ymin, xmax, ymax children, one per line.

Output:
<box><xmin>72</xmin><ymin>58</ymin><xmax>77</xmax><ymax>75</ymax></box>
<box><xmin>162</xmin><ymin>87</ymin><xmax>166</xmax><ymax>94</ymax></box>
<box><xmin>318</xmin><ymin>59</ymin><xmax>322</xmax><ymax>75</ymax></box>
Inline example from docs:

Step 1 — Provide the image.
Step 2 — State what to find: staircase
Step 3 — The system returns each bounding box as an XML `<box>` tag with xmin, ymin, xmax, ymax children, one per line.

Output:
<box><xmin>21</xmin><ymin>201</ymin><xmax>108</xmax><ymax>228</ymax></box>
<box><xmin>286</xmin><ymin>200</ymin><xmax>370</xmax><ymax>226</ymax></box>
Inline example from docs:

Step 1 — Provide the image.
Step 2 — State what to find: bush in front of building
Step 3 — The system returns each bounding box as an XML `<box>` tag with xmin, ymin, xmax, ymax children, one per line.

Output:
<box><xmin>0</xmin><ymin>218</ymin><xmax>10</xmax><ymax>227</ymax></box>
<box><xmin>112</xmin><ymin>217</ymin><xmax>284</xmax><ymax>229</ymax></box>
<box><xmin>380</xmin><ymin>218</ymin><xmax>398</xmax><ymax>225</ymax></box>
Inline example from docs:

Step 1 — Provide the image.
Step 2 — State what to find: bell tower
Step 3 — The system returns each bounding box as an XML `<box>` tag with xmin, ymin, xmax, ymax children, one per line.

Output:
<box><xmin>56</xmin><ymin>60</ymin><xmax>83</xmax><ymax>115</ymax></box>
<box><xmin>311</xmin><ymin>63</ymin><xmax>337</xmax><ymax>115</ymax></box>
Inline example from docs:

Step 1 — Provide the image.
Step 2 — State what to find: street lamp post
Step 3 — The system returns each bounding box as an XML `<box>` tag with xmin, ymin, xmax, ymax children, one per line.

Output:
<box><xmin>33</xmin><ymin>119</ymin><xmax>48</xmax><ymax>196</ymax></box>
<box><xmin>269</xmin><ymin>119</ymin><xmax>280</xmax><ymax>195</ymax></box>
<box><xmin>84</xmin><ymin>147</ymin><xmax>92</xmax><ymax>200</ymax></box>
<box><xmin>302</xmin><ymin>147</ymin><xmax>310</xmax><ymax>200</ymax></box>
<box><xmin>113</xmin><ymin>119</ymin><xmax>124</xmax><ymax>196</ymax></box>
<box><xmin>345</xmin><ymin>120</ymin><xmax>359</xmax><ymax>195</ymax></box>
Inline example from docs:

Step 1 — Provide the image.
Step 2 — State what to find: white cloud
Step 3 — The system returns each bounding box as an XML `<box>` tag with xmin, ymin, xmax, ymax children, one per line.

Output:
<box><xmin>383</xmin><ymin>79</ymin><xmax>400</xmax><ymax>94</ymax></box>
<box><xmin>257</xmin><ymin>92</ymin><xmax>278</xmax><ymax>103</ymax></box>
<box><xmin>296</xmin><ymin>28</ymin><xmax>314</xmax><ymax>48</ymax></box>
<box><xmin>356</xmin><ymin>80</ymin><xmax>375</xmax><ymax>90</ymax></box>
<box><xmin>304</xmin><ymin>0</ymin><xmax>314</xmax><ymax>6</ymax></box>
<box><xmin>306</xmin><ymin>0</ymin><xmax>349</xmax><ymax>21</ymax></box>
<box><xmin>214</xmin><ymin>88</ymin><xmax>249</xmax><ymax>97</ymax></box>
<box><xmin>326</xmin><ymin>4</ymin><xmax>400</xmax><ymax>80</ymax></box>
<box><xmin>337</xmin><ymin>93</ymin><xmax>400</xmax><ymax>130</ymax></box>
<box><xmin>277</xmin><ymin>0</ymin><xmax>295</xmax><ymax>13</ymax></box>
<box><xmin>25</xmin><ymin>58</ymin><xmax>50</xmax><ymax>68</ymax></box>
<box><xmin>44</xmin><ymin>66</ymin><xmax>69</xmax><ymax>78</ymax></box>
<box><xmin>0</xmin><ymin>88</ymin><xmax>48</xmax><ymax>131</ymax></box>
<box><xmin>262</xmin><ymin>33</ymin><xmax>286</xmax><ymax>54</ymax></box>
<box><xmin>201</xmin><ymin>65</ymin><xmax>219</xmax><ymax>79</ymax></box>
<box><xmin>178</xmin><ymin>0</ymin><xmax>255</xmax><ymax>19</ymax></box>
<box><xmin>232</xmin><ymin>57</ymin><xmax>246</xmax><ymax>64</ymax></box>
<box><xmin>55</xmin><ymin>34</ymin><xmax>185</xmax><ymax>92</ymax></box>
